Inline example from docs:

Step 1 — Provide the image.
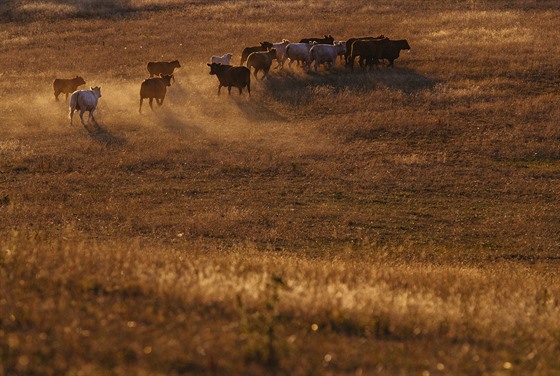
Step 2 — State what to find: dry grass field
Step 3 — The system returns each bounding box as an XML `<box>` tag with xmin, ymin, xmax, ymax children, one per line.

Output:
<box><xmin>2</xmin><ymin>0</ymin><xmax>560</xmax><ymax>374</ymax></box>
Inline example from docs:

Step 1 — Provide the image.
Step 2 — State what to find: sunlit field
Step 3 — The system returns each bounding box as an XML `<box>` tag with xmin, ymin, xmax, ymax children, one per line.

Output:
<box><xmin>1</xmin><ymin>0</ymin><xmax>560</xmax><ymax>374</ymax></box>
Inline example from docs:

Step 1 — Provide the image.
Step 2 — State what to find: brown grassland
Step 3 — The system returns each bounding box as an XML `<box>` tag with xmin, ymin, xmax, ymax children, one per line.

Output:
<box><xmin>1</xmin><ymin>0</ymin><xmax>560</xmax><ymax>374</ymax></box>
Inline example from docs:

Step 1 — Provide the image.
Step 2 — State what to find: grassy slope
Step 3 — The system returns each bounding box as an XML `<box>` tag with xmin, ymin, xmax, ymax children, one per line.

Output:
<box><xmin>1</xmin><ymin>0</ymin><xmax>560</xmax><ymax>374</ymax></box>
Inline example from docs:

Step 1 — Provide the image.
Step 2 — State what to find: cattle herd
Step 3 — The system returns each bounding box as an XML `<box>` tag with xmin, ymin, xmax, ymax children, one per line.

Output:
<box><xmin>53</xmin><ymin>34</ymin><xmax>410</xmax><ymax>126</ymax></box>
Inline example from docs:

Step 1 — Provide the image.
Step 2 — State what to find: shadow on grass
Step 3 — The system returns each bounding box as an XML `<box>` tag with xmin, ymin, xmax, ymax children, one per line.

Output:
<box><xmin>84</xmin><ymin>123</ymin><xmax>127</xmax><ymax>147</ymax></box>
<box><xmin>157</xmin><ymin>108</ymin><xmax>208</xmax><ymax>137</ymax></box>
<box><xmin>157</xmin><ymin>80</ymin><xmax>208</xmax><ymax>137</ymax></box>
<box><xmin>232</xmin><ymin>94</ymin><xmax>288</xmax><ymax>123</ymax></box>
<box><xmin>263</xmin><ymin>66</ymin><xmax>440</xmax><ymax>105</ymax></box>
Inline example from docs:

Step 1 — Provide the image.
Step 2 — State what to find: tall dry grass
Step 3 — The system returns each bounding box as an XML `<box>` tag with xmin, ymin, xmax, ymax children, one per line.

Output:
<box><xmin>1</xmin><ymin>0</ymin><xmax>560</xmax><ymax>374</ymax></box>
<box><xmin>3</xmin><ymin>232</ymin><xmax>560</xmax><ymax>375</ymax></box>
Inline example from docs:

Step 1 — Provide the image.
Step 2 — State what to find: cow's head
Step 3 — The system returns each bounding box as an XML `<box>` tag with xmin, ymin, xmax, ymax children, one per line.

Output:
<box><xmin>260</xmin><ymin>41</ymin><xmax>273</xmax><ymax>49</ymax></box>
<box><xmin>172</xmin><ymin>60</ymin><xmax>181</xmax><ymax>68</ymax></box>
<box><xmin>91</xmin><ymin>86</ymin><xmax>101</xmax><ymax>98</ymax></box>
<box><xmin>162</xmin><ymin>75</ymin><xmax>173</xmax><ymax>86</ymax></box>
<box><xmin>207</xmin><ymin>62</ymin><xmax>224</xmax><ymax>75</ymax></box>
<box><xmin>335</xmin><ymin>42</ymin><xmax>346</xmax><ymax>54</ymax></box>
<box><xmin>397</xmin><ymin>40</ymin><xmax>411</xmax><ymax>50</ymax></box>
<box><xmin>268</xmin><ymin>48</ymin><xmax>278</xmax><ymax>59</ymax></box>
<box><xmin>76</xmin><ymin>76</ymin><xmax>86</xmax><ymax>85</ymax></box>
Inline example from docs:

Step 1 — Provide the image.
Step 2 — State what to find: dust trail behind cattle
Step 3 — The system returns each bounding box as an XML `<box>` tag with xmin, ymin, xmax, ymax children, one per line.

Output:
<box><xmin>0</xmin><ymin>63</ymin><xmax>334</xmax><ymax>168</ymax></box>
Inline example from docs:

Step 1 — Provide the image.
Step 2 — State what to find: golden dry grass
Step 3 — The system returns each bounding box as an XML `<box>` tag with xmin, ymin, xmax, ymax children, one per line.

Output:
<box><xmin>1</xmin><ymin>0</ymin><xmax>560</xmax><ymax>374</ymax></box>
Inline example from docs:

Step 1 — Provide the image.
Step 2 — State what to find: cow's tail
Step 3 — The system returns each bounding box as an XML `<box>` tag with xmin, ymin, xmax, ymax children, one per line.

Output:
<box><xmin>246</xmin><ymin>70</ymin><xmax>251</xmax><ymax>96</ymax></box>
<box><xmin>68</xmin><ymin>91</ymin><xmax>80</xmax><ymax>125</ymax></box>
<box><xmin>68</xmin><ymin>91</ymin><xmax>78</xmax><ymax>118</ymax></box>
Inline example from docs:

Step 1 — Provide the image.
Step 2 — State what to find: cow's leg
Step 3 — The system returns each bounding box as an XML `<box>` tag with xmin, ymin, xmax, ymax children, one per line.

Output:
<box><xmin>70</xmin><ymin>108</ymin><xmax>75</xmax><ymax>125</ymax></box>
<box><xmin>139</xmin><ymin>98</ymin><xmax>143</xmax><ymax>113</ymax></box>
<box><xmin>79</xmin><ymin>110</ymin><xmax>86</xmax><ymax>126</ymax></box>
<box><xmin>54</xmin><ymin>91</ymin><xmax>60</xmax><ymax>101</ymax></box>
<box><xmin>218</xmin><ymin>85</ymin><xmax>222</xmax><ymax>95</ymax></box>
<box><xmin>65</xmin><ymin>93</ymin><xmax>69</xmax><ymax>101</ymax></box>
<box><xmin>262</xmin><ymin>68</ymin><xmax>269</xmax><ymax>80</ymax></box>
<box><xmin>157</xmin><ymin>97</ymin><xmax>164</xmax><ymax>106</ymax></box>
<box><xmin>149</xmin><ymin>98</ymin><xmax>154</xmax><ymax>110</ymax></box>
<box><xmin>228</xmin><ymin>86</ymin><xmax>232</xmax><ymax>95</ymax></box>
<box><xmin>90</xmin><ymin>110</ymin><xmax>98</xmax><ymax>126</ymax></box>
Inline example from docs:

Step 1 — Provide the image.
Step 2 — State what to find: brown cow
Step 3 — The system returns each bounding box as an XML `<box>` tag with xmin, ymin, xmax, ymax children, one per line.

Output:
<box><xmin>146</xmin><ymin>60</ymin><xmax>181</xmax><ymax>78</ymax></box>
<box><xmin>53</xmin><ymin>76</ymin><xmax>86</xmax><ymax>101</ymax></box>
<box><xmin>139</xmin><ymin>75</ymin><xmax>173</xmax><ymax>113</ymax></box>
<box><xmin>247</xmin><ymin>48</ymin><xmax>277</xmax><ymax>80</ymax></box>
<box><xmin>240</xmin><ymin>41</ymin><xmax>273</xmax><ymax>65</ymax></box>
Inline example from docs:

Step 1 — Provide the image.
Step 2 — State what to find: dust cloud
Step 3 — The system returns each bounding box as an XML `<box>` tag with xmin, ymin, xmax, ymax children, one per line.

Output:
<box><xmin>1</xmin><ymin>65</ymin><xmax>331</xmax><ymax>159</ymax></box>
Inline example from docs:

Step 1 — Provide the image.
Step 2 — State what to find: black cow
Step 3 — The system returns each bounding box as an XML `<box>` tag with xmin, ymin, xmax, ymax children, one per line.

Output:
<box><xmin>380</xmin><ymin>39</ymin><xmax>411</xmax><ymax>67</ymax></box>
<box><xmin>299</xmin><ymin>34</ymin><xmax>335</xmax><ymax>45</ymax></box>
<box><xmin>344</xmin><ymin>35</ymin><xmax>385</xmax><ymax>65</ymax></box>
<box><xmin>240</xmin><ymin>42</ymin><xmax>274</xmax><ymax>65</ymax></box>
<box><xmin>349</xmin><ymin>39</ymin><xmax>390</xmax><ymax>70</ymax></box>
<box><xmin>207</xmin><ymin>63</ymin><xmax>251</xmax><ymax>96</ymax></box>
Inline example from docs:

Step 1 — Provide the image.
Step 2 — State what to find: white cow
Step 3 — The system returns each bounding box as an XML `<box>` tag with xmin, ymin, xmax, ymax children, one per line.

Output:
<box><xmin>284</xmin><ymin>42</ymin><xmax>315</xmax><ymax>69</ymax></box>
<box><xmin>211</xmin><ymin>53</ymin><xmax>233</xmax><ymax>65</ymax></box>
<box><xmin>309</xmin><ymin>42</ymin><xmax>346</xmax><ymax>72</ymax></box>
<box><xmin>69</xmin><ymin>86</ymin><xmax>102</xmax><ymax>126</ymax></box>
<box><xmin>271</xmin><ymin>39</ymin><xmax>290</xmax><ymax>68</ymax></box>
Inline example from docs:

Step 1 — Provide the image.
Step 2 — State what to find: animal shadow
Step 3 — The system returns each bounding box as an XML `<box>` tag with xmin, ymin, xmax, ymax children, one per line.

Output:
<box><xmin>84</xmin><ymin>123</ymin><xmax>126</xmax><ymax>147</ymax></box>
<box><xmin>231</xmin><ymin>94</ymin><xmax>288</xmax><ymax>123</ymax></box>
<box><xmin>264</xmin><ymin>67</ymin><xmax>440</xmax><ymax>105</ymax></box>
